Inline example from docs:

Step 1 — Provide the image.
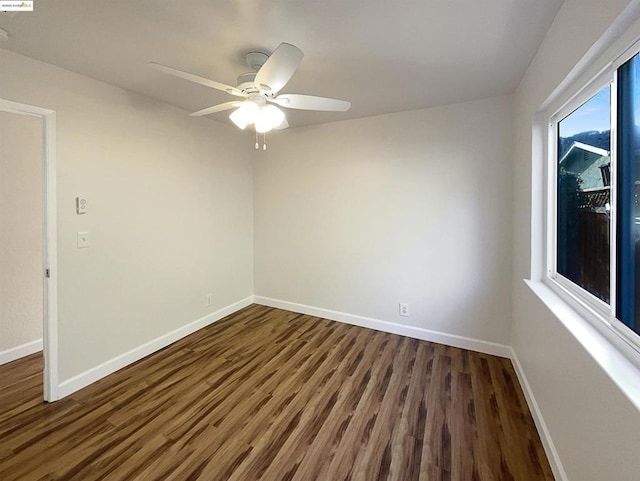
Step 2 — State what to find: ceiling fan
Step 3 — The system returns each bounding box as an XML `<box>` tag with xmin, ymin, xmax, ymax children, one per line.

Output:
<box><xmin>149</xmin><ymin>43</ymin><xmax>351</xmax><ymax>135</ymax></box>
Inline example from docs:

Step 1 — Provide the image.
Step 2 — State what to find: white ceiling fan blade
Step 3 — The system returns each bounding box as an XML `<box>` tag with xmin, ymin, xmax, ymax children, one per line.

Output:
<box><xmin>254</xmin><ymin>43</ymin><xmax>303</xmax><ymax>94</ymax></box>
<box><xmin>148</xmin><ymin>62</ymin><xmax>245</xmax><ymax>97</ymax></box>
<box><xmin>270</xmin><ymin>94</ymin><xmax>351</xmax><ymax>112</ymax></box>
<box><xmin>189</xmin><ymin>101</ymin><xmax>243</xmax><ymax>117</ymax></box>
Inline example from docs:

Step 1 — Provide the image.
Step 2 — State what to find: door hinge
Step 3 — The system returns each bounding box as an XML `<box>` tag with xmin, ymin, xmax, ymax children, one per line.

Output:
<box><xmin>45</xmin><ymin>268</ymin><xmax>50</xmax><ymax>278</ymax></box>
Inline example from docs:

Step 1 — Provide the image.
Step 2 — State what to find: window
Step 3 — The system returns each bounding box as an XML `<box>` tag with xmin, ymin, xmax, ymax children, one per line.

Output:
<box><xmin>557</xmin><ymin>86</ymin><xmax>611</xmax><ymax>303</ymax></box>
<box><xmin>550</xmin><ymin>49</ymin><xmax>640</xmax><ymax>349</ymax></box>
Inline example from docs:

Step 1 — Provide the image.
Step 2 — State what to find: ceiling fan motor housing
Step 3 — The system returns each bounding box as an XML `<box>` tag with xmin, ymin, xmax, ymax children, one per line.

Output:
<box><xmin>237</xmin><ymin>71</ymin><xmax>259</xmax><ymax>93</ymax></box>
<box><xmin>239</xmin><ymin>51</ymin><xmax>272</xmax><ymax>94</ymax></box>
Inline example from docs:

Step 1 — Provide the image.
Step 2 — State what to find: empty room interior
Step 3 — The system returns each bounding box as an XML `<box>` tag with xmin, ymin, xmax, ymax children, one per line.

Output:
<box><xmin>2</xmin><ymin>1</ymin><xmax>640</xmax><ymax>480</ymax></box>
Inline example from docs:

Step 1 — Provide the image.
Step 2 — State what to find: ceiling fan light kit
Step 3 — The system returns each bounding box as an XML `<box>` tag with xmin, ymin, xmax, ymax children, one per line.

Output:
<box><xmin>229</xmin><ymin>96</ymin><xmax>286</xmax><ymax>133</ymax></box>
<box><xmin>149</xmin><ymin>42</ymin><xmax>351</xmax><ymax>148</ymax></box>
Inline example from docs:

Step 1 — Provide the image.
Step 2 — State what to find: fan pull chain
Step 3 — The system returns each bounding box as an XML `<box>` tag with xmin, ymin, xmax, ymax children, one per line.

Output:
<box><xmin>253</xmin><ymin>131</ymin><xmax>269</xmax><ymax>151</ymax></box>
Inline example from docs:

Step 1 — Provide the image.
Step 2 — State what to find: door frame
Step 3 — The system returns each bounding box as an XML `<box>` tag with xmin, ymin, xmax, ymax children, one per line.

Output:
<box><xmin>0</xmin><ymin>98</ymin><xmax>58</xmax><ymax>402</ymax></box>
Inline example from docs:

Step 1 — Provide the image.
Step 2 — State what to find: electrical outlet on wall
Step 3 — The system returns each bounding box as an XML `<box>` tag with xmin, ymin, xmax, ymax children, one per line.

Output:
<box><xmin>76</xmin><ymin>195</ymin><xmax>87</xmax><ymax>215</ymax></box>
<box><xmin>399</xmin><ymin>303</ymin><xmax>409</xmax><ymax>317</ymax></box>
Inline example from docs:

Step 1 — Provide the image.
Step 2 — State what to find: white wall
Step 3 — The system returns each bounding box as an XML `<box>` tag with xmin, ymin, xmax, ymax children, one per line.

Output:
<box><xmin>0</xmin><ymin>111</ymin><xmax>43</xmax><ymax>354</ymax></box>
<box><xmin>255</xmin><ymin>95</ymin><xmax>514</xmax><ymax>346</ymax></box>
<box><xmin>0</xmin><ymin>48</ymin><xmax>254</xmax><ymax>382</ymax></box>
<box><xmin>513</xmin><ymin>1</ymin><xmax>640</xmax><ymax>480</ymax></box>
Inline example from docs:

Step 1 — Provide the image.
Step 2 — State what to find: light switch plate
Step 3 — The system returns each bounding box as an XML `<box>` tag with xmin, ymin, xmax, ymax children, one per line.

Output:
<box><xmin>77</xmin><ymin>231</ymin><xmax>89</xmax><ymax>248</ymax></box>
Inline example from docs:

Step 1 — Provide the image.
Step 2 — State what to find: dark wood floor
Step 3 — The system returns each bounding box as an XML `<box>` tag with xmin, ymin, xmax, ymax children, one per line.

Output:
<box><xmin>0</xmin><ymin>304</ymin><xmax>554</xmax><ymax>481</ymax></box>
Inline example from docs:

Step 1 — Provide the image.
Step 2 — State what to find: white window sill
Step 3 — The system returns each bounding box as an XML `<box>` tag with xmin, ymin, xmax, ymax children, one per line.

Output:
<box><xmin>525</xmin><ymin>279</ymin><xmax>640</xmax><ymax>412</ymax></box>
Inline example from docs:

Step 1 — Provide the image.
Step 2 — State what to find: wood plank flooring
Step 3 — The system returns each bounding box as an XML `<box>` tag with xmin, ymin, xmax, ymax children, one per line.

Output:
<box><xmin>0</xmin><ymin>304</ymin><xmax>555</xmax><ymax>480</ymax></box>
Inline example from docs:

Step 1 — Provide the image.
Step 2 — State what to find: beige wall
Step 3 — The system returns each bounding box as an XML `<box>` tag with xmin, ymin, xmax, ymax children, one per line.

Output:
<box><xmin>512</xmin><ymin>0</ymin><xmax>640</xmax><ymax>479</ymax></box>
<box><xmin>0</xmin><ymin>48</ymin><xmax>254</xmax><ymax>382</ymax></box>
<box><xmin>255</xmin><ymin>95</ymin><xmax>514</xmax><ymax>345</ymax></box>
<box><xmin>0</xmin><ymin>111</ymin><xmax>43</xmax><ymax>353</ymax></box>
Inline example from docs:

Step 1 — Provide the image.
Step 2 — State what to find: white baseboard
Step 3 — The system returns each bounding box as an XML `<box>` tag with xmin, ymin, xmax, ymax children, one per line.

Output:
<box><xmin>0</xmin><ymin>338</ymin><xmax>43</xmax><ymax>366</ymax></box>
<box><xmin>57</xmin><ymin>296</ymin><xmax>253</xmax><ymax>399</ymax></box>
<box><xmin>509</xmin><ymin>348</ymin><xmax>568</xmax><ymax>481</ymax></box>
<box><xmin>253</xmin><ymin>296</ymin><xmax>512</xmax><ymax>358</ymax></box>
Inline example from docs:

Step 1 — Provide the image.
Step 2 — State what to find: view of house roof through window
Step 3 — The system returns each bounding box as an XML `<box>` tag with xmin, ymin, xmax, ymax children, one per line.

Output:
<box><xmin>557</xmin><ymin>85</ymin><xmax>611</xmax><ymax>303</ymax></box>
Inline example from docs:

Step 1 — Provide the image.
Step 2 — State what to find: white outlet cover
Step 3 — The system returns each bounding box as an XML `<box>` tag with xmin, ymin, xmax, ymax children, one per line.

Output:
<box><xmin>76</xmin><ymin>195</ymin><xmax>88</xmax><ymax>215</ymax></box>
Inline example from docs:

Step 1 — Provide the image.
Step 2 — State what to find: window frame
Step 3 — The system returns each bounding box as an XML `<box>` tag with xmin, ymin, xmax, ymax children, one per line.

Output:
<box><xmin>545</xmin><ymin>40</ymin><xmax>640</xmax><ymax>356</ymax></box>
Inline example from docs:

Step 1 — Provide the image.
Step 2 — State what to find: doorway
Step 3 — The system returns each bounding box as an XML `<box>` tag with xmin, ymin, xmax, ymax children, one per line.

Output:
<box><xmin>0</xmin><ymin>99</ymin><xmax>57</xmax><ymax>402</ymax></box>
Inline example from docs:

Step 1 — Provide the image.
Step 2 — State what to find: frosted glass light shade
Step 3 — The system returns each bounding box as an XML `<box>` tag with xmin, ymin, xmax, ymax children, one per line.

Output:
<box><xmin>229</xmin><ymin>101</ymin><xmax>260</xmax><ymax>129</ymax></box>
<box><xmin>254</xmin><ymin>116</ymin><xmax>272</xmax><ymax>133</ymax></box>
<box><xmin>254</xmin><ymin>105</ymin><xmax>286</xmax><ymax>133</ymax></box>
<box><xmin>262</xmin><ymin>105</ymin><xmax>285</xmax><ymax>128</ymax></box>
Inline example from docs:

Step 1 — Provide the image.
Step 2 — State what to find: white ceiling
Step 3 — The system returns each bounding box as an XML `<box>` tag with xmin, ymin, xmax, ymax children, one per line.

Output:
<box><xmin>0</xmin><ymin>0</ymin><xmax>563</xmax><ymax>128</ymax></box>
